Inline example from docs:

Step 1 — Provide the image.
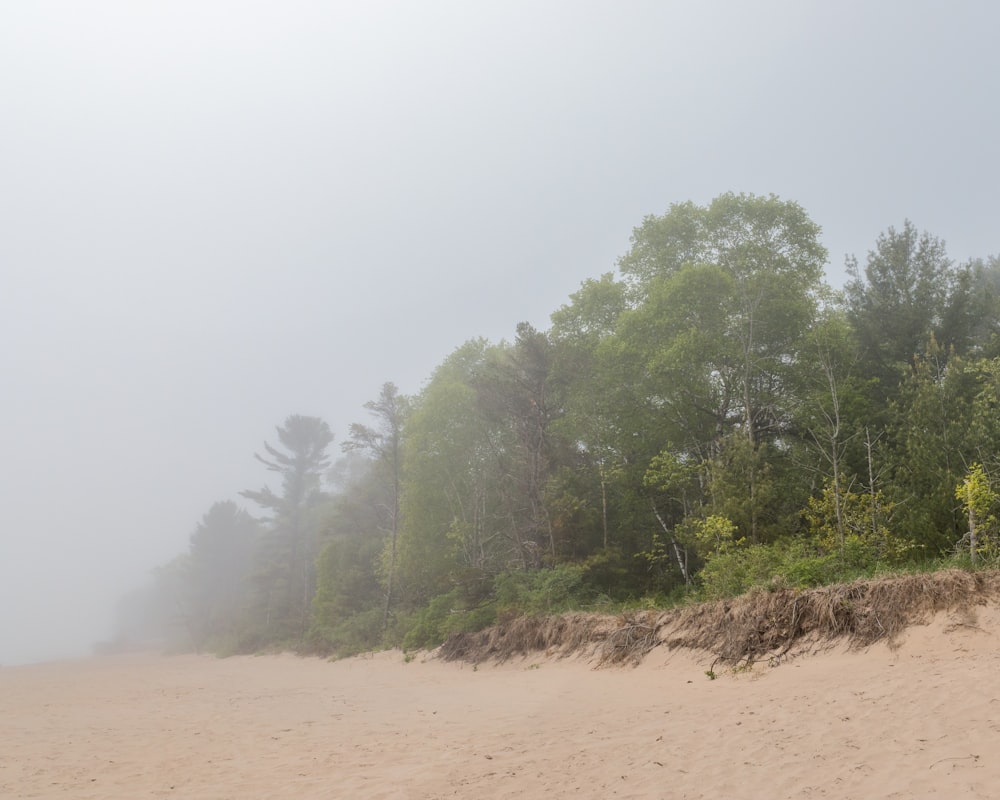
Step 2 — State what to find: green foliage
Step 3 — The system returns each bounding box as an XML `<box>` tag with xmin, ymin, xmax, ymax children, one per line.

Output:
<box><xmin>804</xmin><ymin>479</ymin><xmax>910</xmax><ymax>565</ymax></box>
<box><xmin>181</xmin><ymin>501</ymin><xmax>261</xmax><ymax>649</ymax></box>
<box><xmin>306</xmin><ymin>607</ymin><xmax>384</xmax><ymax>658</ymax></box>
<box><xmin>343</xmin><ymin>381</ymin><xmax>409</xmax><ymax>633</ymax></box>
<box><xmin>618</xmin><ymin>192</ymin><xmax>826</xmax><ymax>296</ymax></box>
<box><xmin>944</xmin><ymin>255</ymin><xmax>1000</xmax><ymax>355</ymax></box>
<box><xmin>311</xmin><ymin>533</ymin><xmax>385</xmax><ymax>644</ymax></box>
<box><xmin>845</xmin><ymin>220</ymin><xmax>954</xmax><ymax>393</ymax></box>
<box><xmin>576</xmin><ymin>548</ymin><xmax>631</xmax><ymax>598</ymax></box>
<box><xmin>494</xmin><ymin>564</ymin><xmax>588</xmax><ymax>616</ymax></box>
<box><xmin>887</xmin><ymin>343</ymin><xmax>979</xmax><ymax>552</ymax></box>
<box><xmin>691</xmin><ymin>515</ymin><xmax>743</xmax><ymax>557</ymax></box>
<box><xmin>240</xmin><ymin>415</ymin><xmax>335</xmax><ymax>641</ymax></box>
<box><xmin>396</xmin><ymin>340</ymin><xmax>495</xmax><ymax>605</ymax></box>
<box><xmin>955</xmin><ymin>463</ymin><xmax>1000</xmax><ymax>562</ymax></box>
<box><xmin>550</xmin><ymin>272</ymin><xmax>627</xmax><ymax>344</ymax></box>
<box><xmin>108</xmin><ymin>502</ymin><xmax>262</xmax><ymax>654</ymax></box>
<box><xmin>634</xmin><ymin>531</ymin><xmax>679</xmax><ymax>584</ymax></box>
<box><xmin>401</xmin><ymin>589</ymin><xmax>497</xmax><ymax>651</ymax></box>
<box><xmin>644</xmin><ymin>451</ymin><xmax>698</xmax><ymax>495</ymax></box>
<box><xmin>696</xmin><ymin>543</ymin><xmax>786</xmax><ymax>600</ymax></box>
<box><xmin>695</xmin><ymin>534</ymin><xmax>909</xmax><ymax>602</ymax></box>
<box><xmin>124</xmin><ymin>198</ymin><xmax>1000</xmax><ymax>658</ymax></box>
<box><xmin>703</xmin><ymin>437</ymin><xmax>803</xmax><ymax>545</ymax></box>
<box><xmin>956</xmin><ymin>463</ymin><xmax>995</xmax><ymax>520</ymax></box>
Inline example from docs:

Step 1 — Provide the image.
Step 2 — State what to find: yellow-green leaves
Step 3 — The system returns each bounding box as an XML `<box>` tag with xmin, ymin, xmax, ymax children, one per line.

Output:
<box><xmin>955</xmin><ymin>463</ymin><xmax>998</xmax><ymax>564</ymax></box>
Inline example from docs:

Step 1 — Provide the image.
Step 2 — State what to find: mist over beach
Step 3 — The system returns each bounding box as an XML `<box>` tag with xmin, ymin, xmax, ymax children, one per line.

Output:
<box><xmin>3</xmin><ymin>5</ymin><xmax>1000</xmax><ymax>796</ymax></box>
<box><xmin>4</xmin><ymin>1</ymin><xmax>1000</xmax><ymax>664</ymax></box>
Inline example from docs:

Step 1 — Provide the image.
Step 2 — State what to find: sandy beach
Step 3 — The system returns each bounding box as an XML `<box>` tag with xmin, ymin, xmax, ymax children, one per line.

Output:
<box><xmin>3</xmin><ymin>606</ymin><xmax>999</xmax><ymax>799</ymax></box>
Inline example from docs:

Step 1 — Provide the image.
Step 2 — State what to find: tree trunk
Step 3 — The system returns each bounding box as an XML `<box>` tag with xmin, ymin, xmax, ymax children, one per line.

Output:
<box><xmin>651</xmin><ymin>501</ymin><xmax>690</xmax><ymax>584</ymax></box>
<box><xmin>600</xmin><ymin>471</ymin><xmax>609</xmax><ymax>550</ymax></box>
<box><xmin>969</xmin><ymin>506</ymin><xmax>978</xmax><ymax>565</ymax></box>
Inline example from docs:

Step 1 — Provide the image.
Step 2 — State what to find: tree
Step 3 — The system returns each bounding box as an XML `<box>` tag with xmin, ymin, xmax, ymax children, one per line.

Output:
<box><xmin>617</xmin><ymin>193</ymin><xmax>826</xmax><ymax>447</ymax></box>
<box><xmin>955</xmin><ymin>464</ymin><xmax>997</xmax><ymax>564</ymax></box>
<box><xmin>804</xmin><ymin>479</ymin><xmax>901</xmax><ymax>567</ymax></box>
<box><xmin>642</xmin><ymin>450</ymin><xmax>698</xmax><ymax>583</ymax></box>
<box><xmin>618</xmin><ymin>192</ymin><xmax>827</xmax><ymax>301</ymax></box>
<box><xmin>474</xmin><ymin>323</ymin><xmax>560</xmax><ymax>566</ymax></box>
<box><xmin>342</xmin><ymin>382</ymin><xmax>408</xmax><ymax>633</ymax></box>
<box><xmin>309</xmin><ymin>452</ymin><xmax>390</xmax><ymax>654</ymax></box>
<box><xmin>966</xmin><ymin>357</ymin><xmax>1000</xmax><ymax>466</ymax></box>
<box><xmin>844</xmin><ymin>221</ymin><xmax>954</xmax><ymax>395</ymax></box>
<box><xmin>241</xmin><ymin>414</ymin><xmax>334</xmax><ymax>639</ymax></box>
<box><xmin>611</xmin><ymin>193</ymin><xmax>827</xmax><ymax>545</ymax></box>
<box><xmin>940</xmin><ymin>255</ymin><xmax>1000</xmax><ymax>356</ymax></box>
<box><xmin>396</xmin><ymin>340</ymin><xmax>498</xmax><ymax>605</ymax></box>
<box><xmin>794</xmin><ymin>305</ymin><xmax>864</xmax><ymax>549</ymax></box>
<box><xmin>186</xmin><ymin>501</ymin><xmax>260</xmax><ymax>645</ymax></box>
<box><xmin>550</xmin><ymin>274</ymin><xmax>640</xmax><ymax>558</ymax></box>
<box><xmin>887</xmin><ymin>342</ymin><xmax>977</xmax><ymax>553</ymax></box>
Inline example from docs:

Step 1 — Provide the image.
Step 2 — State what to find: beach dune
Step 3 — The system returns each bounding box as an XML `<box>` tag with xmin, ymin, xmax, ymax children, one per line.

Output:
<box><xmin>2</xmin><ymin>606</ymin><xmax>999</xmax><ymax>799</ymax></box>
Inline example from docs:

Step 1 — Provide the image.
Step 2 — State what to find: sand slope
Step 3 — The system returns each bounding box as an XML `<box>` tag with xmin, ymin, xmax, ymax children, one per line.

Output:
<box><xmin>3</xmin><ymin>607</ymin><xmax>999</xmax><ymax>799</ymax></box>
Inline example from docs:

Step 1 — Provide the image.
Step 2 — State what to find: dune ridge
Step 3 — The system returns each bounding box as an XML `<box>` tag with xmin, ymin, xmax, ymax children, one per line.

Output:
<box><xmin>441</xmin><ymin>568</ymin><xmax>1000</xmax><ymax>667</ymax></box>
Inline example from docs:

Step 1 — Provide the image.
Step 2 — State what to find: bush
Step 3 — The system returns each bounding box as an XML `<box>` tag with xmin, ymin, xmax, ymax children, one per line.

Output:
<box><xmin>697</xmin><ymin>543</ymin><xmax>784</xmax><ymax>600</ymax></box>
<box><xmin>494</xmin><ymin>564</ymin><xmax>590</xmax><ymax>616</ymax></box>
<box><xmin>306</xmin><ymin>607</ymin><xmax>384</xmax><ymax>658</ymax></box>
<box><xmin>401</xmin><ymin>589</ymin><xmax>497</xmax><ymax>651</ymax></box>
<box><xmin>695</xmin><ymin>533</ymin><xmax>912</xmax><ymax>601</ymax></box>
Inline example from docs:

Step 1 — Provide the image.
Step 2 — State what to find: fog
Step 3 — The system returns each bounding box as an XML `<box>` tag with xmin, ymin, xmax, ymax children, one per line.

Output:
<box><xmin>1</xmin><ymin>0</ymin><xmax>997</xmax><ymax>665</ymax></box>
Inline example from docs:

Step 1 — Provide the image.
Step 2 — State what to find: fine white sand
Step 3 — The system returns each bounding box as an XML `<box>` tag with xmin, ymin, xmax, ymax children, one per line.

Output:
<box><xmin>3</xmin><ymin>606</ymin><xmax>1000</xmax><ymax>799</ymax></box>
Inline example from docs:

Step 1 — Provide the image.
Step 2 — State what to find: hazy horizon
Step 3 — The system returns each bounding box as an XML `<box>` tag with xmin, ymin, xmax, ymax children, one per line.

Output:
<box><xmin>3</xmin><ymin>1</ymin><xmax>999</xmax><ymax>665</ymax></box>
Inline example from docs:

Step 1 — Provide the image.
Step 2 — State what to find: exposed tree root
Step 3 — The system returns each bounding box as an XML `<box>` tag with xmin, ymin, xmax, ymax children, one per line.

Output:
<box><xmin>437</xmin><ymin>569</ymin><xmax>1000</xmax><ymax>668</ymax></box>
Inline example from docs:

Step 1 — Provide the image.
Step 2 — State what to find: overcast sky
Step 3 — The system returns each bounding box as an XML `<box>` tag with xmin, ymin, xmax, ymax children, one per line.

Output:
<box><xmin>2</xmin><ymin>0</ymin><xmax>998</xmax><ymax>665</ymax></box>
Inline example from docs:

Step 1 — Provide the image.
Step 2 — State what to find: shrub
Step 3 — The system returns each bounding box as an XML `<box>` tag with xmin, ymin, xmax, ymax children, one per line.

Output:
<box><xmin>305</xmin><ymin>607</ymin><xmax>384</xmax><ymax>658</ymax></box>
<box><xmin>697</xmin><ymin>543</ymin><xmax>784</xmax><ymax>600</ymax></box>
<box><xmin>494</xmin><ymin>564</ymin><xmax>590</xmax><ymax>616</ymax></box>
<box><xmin>401</xmin><ymin>589</ymin><xmax>497</xmax><ymax>651</ymax></box>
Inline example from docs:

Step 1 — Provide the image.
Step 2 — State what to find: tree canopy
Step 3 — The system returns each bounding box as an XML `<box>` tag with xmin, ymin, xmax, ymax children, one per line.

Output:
<box><xmin>117</xmin><ymin>194</ymin><xmax>1000</xmax><ymax>659</ymax></box>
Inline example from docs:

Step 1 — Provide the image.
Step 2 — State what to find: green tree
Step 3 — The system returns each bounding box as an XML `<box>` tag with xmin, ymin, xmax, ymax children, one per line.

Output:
<box><xmin>793</xmin><ymin>304</ymin><xmax>871</xmax><ymax>548</ymax></box>
<box><xmin>844</xmin><ymin>221</ymin><xmax>954</xmax><ymax>396</ymax></box>
<box><xmin>474</xmin><ymin>323</ymin><xmax>560</xmax><ymax>566</ymax></box>
<box><xmin>887</xmin><ymin>342</ymin><xmax>977</xmax><ymax>553</ymax></box>
<box><xmin>618</xmin><ymin>192</ymin><xmax>826</xmax><ymax>301</ymax></box>
<box><xmin>617</xmin><ymin>193</ymin><xmax>826</xmax><ymax>447</ymax></box>
<box><xmin>309</xmin><ymin>451</ymin><xmax>391</xmax><ymax>653</ymax></box>
<box><xmin>612</xmin><ymin>193</ymin><xmax>826</xmax><ymax>545</ymax></box>
<box><xmin>804</xmin><ymin>479</ymin><xmax>902</xmax><ymax>566</ymax></box>
<box><xmin>311</xmin><ymin>535</ymin><xmax>384</xmax><ymax>651</ymax></box>
<box><xmin>955</xmin><ymin>463</ymin><xmax>998</xmax><ymax>563</ymax></box>
<box><xmin>397</xmin><ymin>340</ymin><xmax>497</xmax><ymax>605</ymax></box>
<box><xmin>550</xmin><ymin>273</ymin><xmax>630</xmax><ymax>554</ymax></box>
<box><xmin>342</xmin><ymin>382</ymin><xmax>409</xmax><ymax>632</ymax></box>
<box><xmin>241</xmin><ymin>414</ymin><xmax>334</xmax><ymax>639</ymax></box>
<box><xmin>941</xmin><ymin>255</ymin><xmax>1000</xmax><ymax>356</ymax></box>
<box><xmin>966</xmin><ymin>357</ymin><xmax>1000</xmax><ymax>465</ymax></box>
<box><xmin>186</xmin><ymin>501</ymin><xmax>260</xmax><ymax>646</ymax></box>
<box><xmin>642</xmin><ymin>450</ymin><xmax>699</xmax><ymax>584</ymax></box>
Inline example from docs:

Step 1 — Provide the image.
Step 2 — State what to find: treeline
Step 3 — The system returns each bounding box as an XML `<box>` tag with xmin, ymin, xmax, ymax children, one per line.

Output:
<box><xmin>116</xmin><ymin>193</ymin><xmax>1000</xmax><ymax>657</ymax></box>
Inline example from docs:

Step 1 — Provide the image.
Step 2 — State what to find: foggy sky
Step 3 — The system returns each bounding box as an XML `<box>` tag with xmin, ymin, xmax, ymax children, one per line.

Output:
<box><xmin>2</xmin><ymin>1</ymin><xmax>998</xmax><ymax>665</ymax></box>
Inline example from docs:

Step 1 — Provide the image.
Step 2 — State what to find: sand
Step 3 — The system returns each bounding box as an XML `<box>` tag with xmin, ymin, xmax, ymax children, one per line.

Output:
<box><xmin>3</xmin><ymin>607</ymin><xmax>999</xmax><ymax>799</ymax></box>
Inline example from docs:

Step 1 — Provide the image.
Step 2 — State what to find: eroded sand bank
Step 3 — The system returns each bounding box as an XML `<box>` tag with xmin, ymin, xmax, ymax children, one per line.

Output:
<box><xmin>3</xmin><ymin>608</ymin><xmax>999</xmax><ymax>799</ymax></box>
